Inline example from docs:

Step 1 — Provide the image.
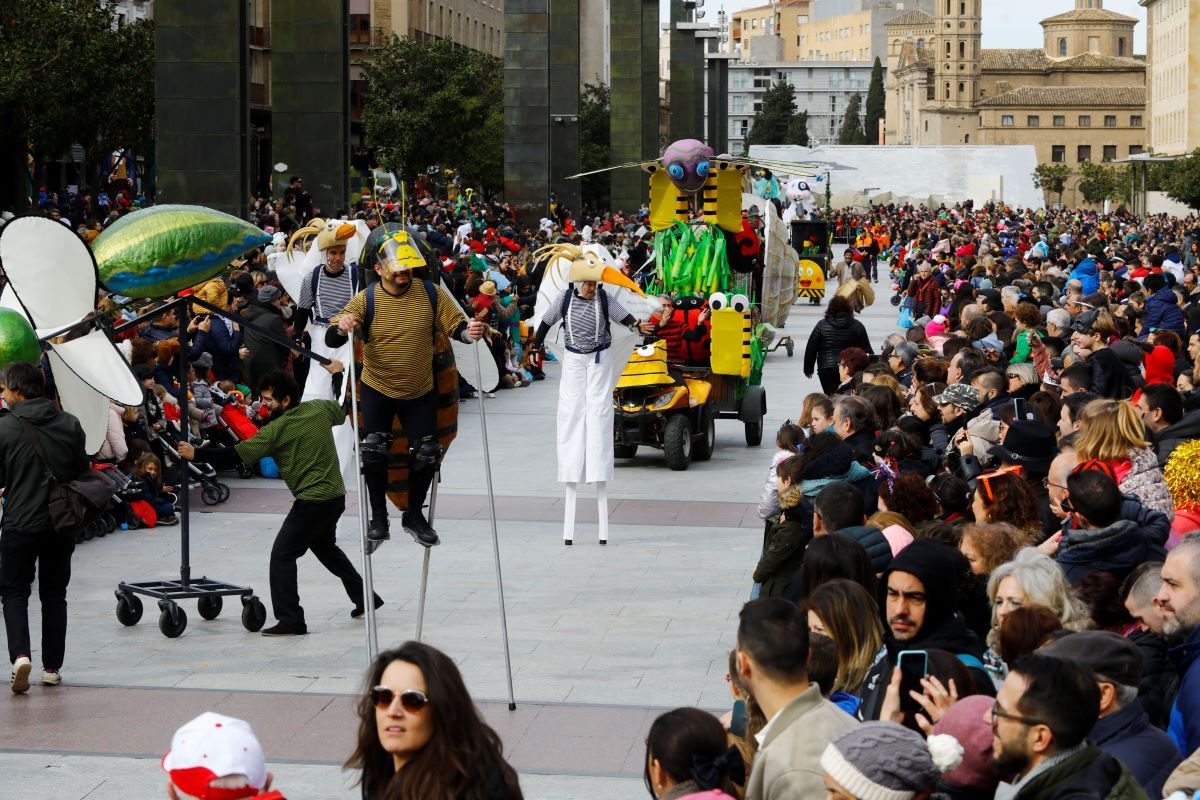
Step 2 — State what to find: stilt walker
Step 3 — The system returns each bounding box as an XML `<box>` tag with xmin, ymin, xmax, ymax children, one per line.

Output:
<box><xmin>530</xmin><ymin>244</ymin><xmax>661</xmax><ymax>545</ymax></box>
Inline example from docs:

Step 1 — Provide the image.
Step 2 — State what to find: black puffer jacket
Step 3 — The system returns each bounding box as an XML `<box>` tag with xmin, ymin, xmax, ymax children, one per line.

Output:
<box><xmin>0</xmin><ymin>398</ymin><xmax>89</xmax><ymax>534</ymax></box>
<box><xmin>804</xmin><ymin>312</ymin><xmax>873</xmax><ymax>373</ymax></box>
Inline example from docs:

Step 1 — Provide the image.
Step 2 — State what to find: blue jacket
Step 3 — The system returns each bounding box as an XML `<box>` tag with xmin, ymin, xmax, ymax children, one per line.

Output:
<box><xmin>1144</xmin><ymin>286</ymin><xmax>1186</xmax><ymax>336</ymax></box>
<box><xmin>194</xmin><ymin>318</ymin><xmax>243</xmax><ymax>383</ymax></box>
<box><xmin>1168</xmin><ymin>626</ymin><xmax>1200</xmax><ymax>756</ymax></box>
<box><xmin>1091</xmin><ymin>700</ymin><xmax>1180</xmax><ymax>799</ymax></box>
<box><xmin>1069</xmin><ymin>257</ymin><xmax>1100</xmax><ymax>295</ymax></box>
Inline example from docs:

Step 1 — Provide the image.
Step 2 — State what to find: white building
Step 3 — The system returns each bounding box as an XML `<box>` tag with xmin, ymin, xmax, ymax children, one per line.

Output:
<box><xmin>728</xmin><ymin>60</ymin><xmax>875</xmax><ymax>155</ymax></box>
<box><xmin>114</xmin><ymin>0</ymin><xmax>152</xmax><ymax>25</ymax></box>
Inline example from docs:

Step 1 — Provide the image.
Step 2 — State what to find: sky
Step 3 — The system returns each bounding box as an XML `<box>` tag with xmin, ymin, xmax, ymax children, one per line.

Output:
<box><xmin>674</xmin><ymin>0</ymin><xmax>1148</xmax><ymax>52</ymax></box>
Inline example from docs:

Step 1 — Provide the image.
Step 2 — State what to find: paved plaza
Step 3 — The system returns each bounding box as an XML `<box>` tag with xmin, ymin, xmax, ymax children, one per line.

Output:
<box><xmin>4</xmin><ymin>260</ymin><xmax>899</xmax><ymax>799</ymax></box>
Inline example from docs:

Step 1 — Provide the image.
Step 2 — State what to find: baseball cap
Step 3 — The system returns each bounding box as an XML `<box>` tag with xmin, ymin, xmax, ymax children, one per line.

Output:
<box><xmin>162</xmin><ymin>712</ymin><xmax>268</xmax><ymax>800</ymax></box>
<box><xmin>932</xmin><ymin>383</ymin><xmax>981</xmax><ymax>412</ymax></box>
<box><xmin>1039</xmin><ymin>631</ymin><xmax>1143</xmax><ymax>687</ymax></box>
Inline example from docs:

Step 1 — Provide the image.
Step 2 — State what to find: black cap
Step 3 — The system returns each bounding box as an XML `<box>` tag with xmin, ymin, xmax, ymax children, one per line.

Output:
<box><xmin>1069</xmin><ymin>309</ymin><xmax>1099</xmax><ymax>335</ymax></box>
<box><xmin>988</xmin><ymin>422</ymin><xmax>1057</xmax><ymax>471</ymax></box>
<box><xmin>1040</xmin><ymin>631</ymin><xmax>1143</xmax><ymax>687</ymax></box>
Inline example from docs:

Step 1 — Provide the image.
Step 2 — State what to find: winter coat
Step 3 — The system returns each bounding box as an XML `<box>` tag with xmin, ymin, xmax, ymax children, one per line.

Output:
<box><xmin>757</xmin><ymin>449</ymin><xmax>797</xmax><ymax>520</ymax></box>
<box><xmin>909</xmin><ymin>274</ymin><xmax>941</xmax><ymax>319</ymax></box>
<box><xmin>1144</xmin><ymin>286</ymin><xmax>1186</xmax><ymax>336</ymax></box>
<box><xmin>803</xmin><ymin>313</ymin><xmax>873</xmax><ymax>374</ymax></box>
<box><xmin>1091</xmin><ymin>701</ymin><xmax>1180</xmax><ymax>798</ymax></box>
<box><xmin>1069</xmin><ymin>257</ymin><xmax>1101</xmax><ymax>295</ymax></box>
<box><xmin>1168</xmin><ymin>626</ymin><xmax>1200</xmax><ymax>756</ymax></box>
<box><xmin>98</xmin><ymin>401</ymin><xmax>128</xmax><ymax>462</ymax></box>
<box><xmin>1010</xmin><ymin>744</ymin><xmax>1148</xmax><ymax>800</ymax></box>
<box><xmin>193</xmin><ymin>316</ymin><xmax>243</xmax><ymax>383</ymax></box>
<box><xmin>832</xmin><ymin>525</ymin><xmax>892</xmax><ymax>572</ymax></box>
<box><xmin>240</xmin><ymin>301</ymin><xmax>291</xmax><ymax>392</ymax></box>
<box><xmin>1154</xmin><ymin>409</ymin><xmax>1200</xmax><ymax>467</ymax></box>
<box><xmin>0</xmin><ymin>398</ymin><xmax>90</xmax><ymax>534</ymax></box>
<box><xmin>1054</xmin><ymin>517</ymin><xmax>1168</xmax><ymax>584</ymax></box>
<box><xmin>1164</xmin><ymin>747</ymin><xmax>1200</xmax><ymax>797</ymax></box>
<box><xmin>754</xmin><ymin>486</ymin><xmax>812</xmax><ymax>598</ymax></box>
<box><xmin>1115</xmin><ymin>447</ymin><xmax>1175</xmax><ymax>521</ymax></box>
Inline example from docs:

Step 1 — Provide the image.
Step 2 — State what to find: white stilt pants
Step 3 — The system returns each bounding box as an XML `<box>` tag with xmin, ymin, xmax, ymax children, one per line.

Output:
<box><xmin>556</xmin><ymin>347</ymin><xmax>620</xmax><ymax>484</ymax></box>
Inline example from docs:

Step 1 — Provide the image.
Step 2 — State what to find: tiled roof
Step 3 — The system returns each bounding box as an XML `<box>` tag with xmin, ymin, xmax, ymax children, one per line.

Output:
<box><xmin>884</xmin><ymin>10</ymin><xmax>935</xmax><ymax>28</ymax></box>
<box><xmin>1052</xmin><ymin>53</ymin><xmax>1145</xmax><ymax>70</ymax></box>
<box><xmin>976</xmin><ymin>85</ymin><xmax>1146</xmax><ymax>108</ymax></box>
<box><xmin>981</xmin><ymin>49</ymin><xmax>1053</xmax><ymax>71</ymax></box>
<box><xmin>1040</xmin><ymin>8</ymin><xmax>1138</xmax><ymax>24</ymax></box>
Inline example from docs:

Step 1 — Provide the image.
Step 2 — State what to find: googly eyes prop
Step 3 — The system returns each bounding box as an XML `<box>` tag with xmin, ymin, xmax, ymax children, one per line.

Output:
<box><xmin>696</xmin><ymin>161</ymin><xmax>711</xmax><ymax>178</ymax></box>
<box><xmin>668</xmin><ymin>163</ymin><xmax>685</xmax><ymax>181</ymax></box>
<box><xmin>730</xmin><ymin>294</ymin><xmax>750</xmax><ymax>313</ymax></box>
<box><xmin>709</xmin><ymin>292</ymin><xmax>728</xmax><ymax>311</ymax></box>
<box><xmin>636</xmin><ymin>344</ymin><xmax>656</xmax><ymax>357</ymax></box>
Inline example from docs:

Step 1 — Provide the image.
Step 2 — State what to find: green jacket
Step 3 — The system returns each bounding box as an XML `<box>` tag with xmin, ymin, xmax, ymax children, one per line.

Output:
<box><xmin>1014</xmin><ymin>744</ymin><xmax>1148</xmax><ymax>800</ymax></box>
<box><xmin>754</xmin><ymin>486</ymin><xmax>812</xmax><ymax>598</ymax></box>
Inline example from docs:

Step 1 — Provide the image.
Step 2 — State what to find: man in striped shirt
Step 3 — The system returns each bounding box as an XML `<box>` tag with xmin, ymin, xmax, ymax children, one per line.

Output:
<box><xmin>179</xmin><ymin>367</ymin><xmax>380</xmax><ymax>637</ymax></box>
<box><xmin>329</xmin><ymin>230</ymin><xmax>484</xmax><ymax>548</ymax></box>
<box><xmin>293</xmin><ymin>225</ymin><xmax>361</xmax><ymax>403</ymax></box>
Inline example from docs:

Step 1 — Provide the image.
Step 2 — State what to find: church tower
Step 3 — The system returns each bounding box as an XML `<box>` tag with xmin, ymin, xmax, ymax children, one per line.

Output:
<box><xmin>933</xmin><ymin>0</ymin><xmax>982</xmax><ymax>110</ymax></box>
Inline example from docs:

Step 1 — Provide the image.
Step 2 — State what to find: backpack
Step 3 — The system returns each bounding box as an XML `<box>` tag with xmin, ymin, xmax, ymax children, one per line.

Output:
<box><xmin>16</xmin><ymin>418</ymin><xmax>123</xmax><ymax>535</ymax></box>
<box><xmin>310</xmin><ymin>263</ymin><xmax>360</xmax><ymax>324</ymax></box>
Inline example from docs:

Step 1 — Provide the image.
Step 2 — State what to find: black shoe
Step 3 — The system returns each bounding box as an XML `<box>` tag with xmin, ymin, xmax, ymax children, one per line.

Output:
<box><xmin>367</xmin><ymin>516</ymin><xmax>390</xmax><ymax>543</ymax></box>
<box><xmin>261</xmin><ymin>622</ymin><xmax>307</xmax><ymax>636</ymax></box>
<box><xmin>401</xmin><ymin>511</ymin><xmax>440</xmax><ymax>547</ymax></box>
<box><xmin>351</xmin><ymin>594</ymin><xmax>385</xmax><ymax>619</ymax></box>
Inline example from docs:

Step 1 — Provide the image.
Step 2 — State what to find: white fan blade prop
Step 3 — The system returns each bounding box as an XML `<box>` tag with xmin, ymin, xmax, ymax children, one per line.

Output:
<box><xmin>47</xmin><ymin>351</ymin><xmax>110</xmax><ymax>455</ymax></box>
<box><xmin>452</xmin><ymin>339</ymin><xmax>500</xmax><ymax>393</ymax></box>
<box><xmin>0</xmin><ymin>216</ymin><xmax>97</xmax><ymax>330</ymax></box>
<box><xmin>48</xmin><ymin>330</ymin><xmax>143</xmax><ymax>406</ymax></box>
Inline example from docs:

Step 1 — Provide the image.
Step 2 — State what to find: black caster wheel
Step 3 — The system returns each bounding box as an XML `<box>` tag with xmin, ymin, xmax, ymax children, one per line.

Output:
<box><xmin>115</xmin><ymin>592</ymin><xmax>143</xmax><ymax>626</ymax></box>
<box><xmin>159</xmin><ymin>603</ymin><xmax>187</xmax><ymax>638</ymax></box>
<box><xmin>217</xmin><ymin>483</ymin><xmax>231</xmax><ymax>502</ymax></box>
<box><xmin>201</xmin><ymin>484</ymin><xmax>222</xmax><ymax>505</ymax></box>
<box><xmin>236</xmin><ymin>463</ymin><xmax>253</xmax><ymax>479</ymax></box>
<box><xmin>241</xmin><ymin>595</ymin><xmax>267</xmax><ymax>632</ymax></box>
<box><xmin>786</xmin><ymin>341</ymin><xmax>794</xmax><ymax>357</ymax></box>
<box><xmin>197</xmin><ymin>594</ymin><xmax>223</xmax><ymax>621</ymax></box>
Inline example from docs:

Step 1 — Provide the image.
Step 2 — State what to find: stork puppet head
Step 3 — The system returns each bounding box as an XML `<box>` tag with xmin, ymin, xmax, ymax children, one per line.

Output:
<box><xmin>533</xmin><ymin>242</ymin><xmax>645</xmax><ymax>295</ymax></box>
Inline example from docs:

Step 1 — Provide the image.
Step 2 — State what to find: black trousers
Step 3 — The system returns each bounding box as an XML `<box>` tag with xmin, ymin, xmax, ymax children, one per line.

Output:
<box><xmin>270</xmin><ymin>496</ymin><xmax>364</xmax><ymax>629</ymax></box>
<box><xmin>0</xmin><ymin>528</ymin><xmax>74</xmax><ymax>669</ymax></box>
<box><xmin>817</xmin><ymin>367</ymin><xmax>841</xmax><ymax>395</ymax></box>
<box><xmin>360</xmin><ymin>383</ymin><xmax>437</xmax><ymax>517</ymax></box>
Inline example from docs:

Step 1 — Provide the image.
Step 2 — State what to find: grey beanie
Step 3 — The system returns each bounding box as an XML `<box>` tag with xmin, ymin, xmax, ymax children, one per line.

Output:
<box><xmin>820</xmin><ymin>722</ymin><xmax>962</xmax><ymax>800</ymax></box>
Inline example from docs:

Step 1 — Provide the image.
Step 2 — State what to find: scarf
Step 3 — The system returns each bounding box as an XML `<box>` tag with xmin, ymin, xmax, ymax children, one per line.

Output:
<box><xmin>993</xmin><ymin>743</ymin><xmax>1087</xmax><ymax>800</ymax></box>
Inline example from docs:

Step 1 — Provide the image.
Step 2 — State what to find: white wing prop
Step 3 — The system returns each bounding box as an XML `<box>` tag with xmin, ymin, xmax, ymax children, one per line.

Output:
<box><xmin>451</xmin><ymin>339</ymin><xmax>500</xmax><ymax>393</ymax></box>
<box><xmin>0</xmin><ymin>217</ymin><xmax>143</xmax><ymax>454</ymax></box>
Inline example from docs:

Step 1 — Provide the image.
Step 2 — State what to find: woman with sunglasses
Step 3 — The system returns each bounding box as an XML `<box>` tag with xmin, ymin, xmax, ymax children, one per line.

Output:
<box><xmin>347</xmin><ymin>642</ymin><xmax>522</xmax><ymax>800</ymax></box>
<box><xmin>969</xmin><ymin>468</ymin><xmax>1042</xmax><ymax>536</ymax></box>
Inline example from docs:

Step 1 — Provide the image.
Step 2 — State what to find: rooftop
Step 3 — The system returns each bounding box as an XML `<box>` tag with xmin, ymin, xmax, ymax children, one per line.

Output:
<box><xmin>976</xmin><ymin>85</ymin><xmax>1146</xmax><ymax>107</ymax></box>
<box><xmin>981</xmin><ymin>49</ymin><xmax>1053</xmax><ymax>72</ymax></box>
<box><xmin>1040</xmin><ymin>8</ymin><xmax>1139</xmax><ymax>24</ymax></box>
<box><xmin>884</xmin><ymin>9</ymin><xmax>935</xmax><ymax>28</ymax></box>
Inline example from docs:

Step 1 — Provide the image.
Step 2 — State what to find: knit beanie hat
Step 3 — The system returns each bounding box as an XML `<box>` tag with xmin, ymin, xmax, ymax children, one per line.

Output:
<box><xmin>820</xmin><ymin>722</ymin><xmax>963</xmax><ymax>800</ymax></box>
<box><xmin>931</xmin><ymin>696</ymin><xmax>1003</xmax><ymax>793</ymax></box>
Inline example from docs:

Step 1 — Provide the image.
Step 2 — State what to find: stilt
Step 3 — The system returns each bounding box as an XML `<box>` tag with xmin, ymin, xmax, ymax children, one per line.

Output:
<box><xmin>348</xmin><ymin>328</ymin><xmax>380</xmax><ymax>664</ymax></box>
<box><xmin>414</xmin><ymin>472</ymin><xmax>438</xmax><ymax>642</ymax></box>
<box><xmin>563</xmin><ymin>481</ymin><xmax>578</xmax><ymax>545</ymax></box>
<box><xmin>597</xmin><ymin>481</ymin><xmax>609</xmax><ymax>545</ymax></box>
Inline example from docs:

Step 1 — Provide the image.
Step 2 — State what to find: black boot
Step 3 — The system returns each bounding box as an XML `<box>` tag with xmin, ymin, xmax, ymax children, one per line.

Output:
<box><xmin>401</xmin><ymin>510</ymin><xmax>440</xmax><ymax>547</ymax></box>
<box><xmin>367</xmin><ymin>515</ymin><xmax>390</xmax><ymax>543</ymax></box>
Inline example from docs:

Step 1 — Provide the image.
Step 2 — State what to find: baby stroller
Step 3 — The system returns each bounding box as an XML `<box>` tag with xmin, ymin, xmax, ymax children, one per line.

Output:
<box><xmin>148</xmin><ymin>425</ymin><xmax>230</xmax><ymax>506</ymax></box>
<box><xmin>76</xmin><ymin>463</ymin><xmax>134</xmax><ymax>543</ymax></box>
<box><xmin>209</xmin><ymin>385</ymin><xmax>260</xmax><ymax>479</ymax></box>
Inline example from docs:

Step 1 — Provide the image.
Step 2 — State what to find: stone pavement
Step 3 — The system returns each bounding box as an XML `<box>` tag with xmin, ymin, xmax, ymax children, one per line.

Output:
<box><xmin>4</xmin><ymin>259</ymin><xmax>902</xmax><ymax>799</ymax></box>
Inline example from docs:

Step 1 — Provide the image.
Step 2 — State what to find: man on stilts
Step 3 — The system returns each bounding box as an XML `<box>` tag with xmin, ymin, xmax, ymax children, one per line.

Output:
<box><xmin>531</xmin><ymin>244</ymin><xmax>657</xmax><ymax>545</ymax></box>
<box><xmin>327</xmin><ymin>230</ymin><xmax>484</xmax><ymax>548</ymax></box>
<box><xmin>293</xmin><ymin>221</ymin><xmax>361</xmax><ymax>402</ymax></box>
<box><xmin>179</xmin><ymin>366</ymin><xmax>381</xmax><ymax>636</ymax></box>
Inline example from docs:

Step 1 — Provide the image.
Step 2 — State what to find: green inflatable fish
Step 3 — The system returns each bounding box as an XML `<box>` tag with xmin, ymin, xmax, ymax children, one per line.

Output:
<box><xmin>93</xmin><ymin>205</ymin><xmax>270</xmax><ymax>299</ymax></box>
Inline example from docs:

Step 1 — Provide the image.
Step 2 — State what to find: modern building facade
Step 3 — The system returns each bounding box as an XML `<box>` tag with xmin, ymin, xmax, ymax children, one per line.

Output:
<box><xmin>1139</xmin><ymin>0</ymin><xmax>1200</xmax><ymax>156</ymax></box>
<box><xmin>884</xmin><ymin>0</ymin><xmax>1146</xmax><ymax>205</ymax></box>
<box><xmin>727</xmin><ymin>59</ymin><xmax>875</xmax><ymax>154</ymax></box>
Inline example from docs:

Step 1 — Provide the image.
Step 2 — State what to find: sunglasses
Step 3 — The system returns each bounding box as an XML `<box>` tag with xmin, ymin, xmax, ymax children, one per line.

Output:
<box><xmin>370</xmin><ymin>686</ymin><xmax>430</xmax><ymax>713</ymax></box>
<box><xmin>976</xmin><ymin>465</ymin><xmax>1023</xmax><ymax>502</ymax></box>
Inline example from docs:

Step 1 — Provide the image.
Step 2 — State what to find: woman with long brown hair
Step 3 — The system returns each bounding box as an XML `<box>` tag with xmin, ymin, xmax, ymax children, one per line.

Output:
<box><xmin>347</xmin><ymin>641</ymin><xmax>522</xmax><ymax>800</ymax></box>
<box><xmin>802</xmin><ymin>579</ymin><xmax>884</xmax><ymax>697</ymax></box>
<box><xmin>969</xmin><ymin>468</ymin><xmax>1042</xmax><ymax>535</ymax></box>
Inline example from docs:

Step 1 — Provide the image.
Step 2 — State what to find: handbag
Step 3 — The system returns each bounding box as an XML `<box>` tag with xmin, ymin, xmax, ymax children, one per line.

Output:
<box><xmin>897</xmin><ymin>306</ymin><xmax>914</xmax><ymax>329</ymax></box>
<box><xmin>16</xmin><ymin>417</ymin><xmax>121</xmax><ymax>534</ymax></box>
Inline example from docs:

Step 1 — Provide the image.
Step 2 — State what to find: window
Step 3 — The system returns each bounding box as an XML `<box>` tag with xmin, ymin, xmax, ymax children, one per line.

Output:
<box><xmin>1079</xmin><ymin>115</ymin><xmax>1091</xmax><ymax>127</ymax></box>
<box><xmin>1118</xmin><ymin>37</ymin><xmax>1126</xmax><ymax>56</ymax></box>
<box><xmin>1053</xmin><ymin>115</ymin><xmax>1065</xmax><ymax>127</ymax></box>
<box><xmin>1027</xmin><ymin>115</ymin><xmax>1040</xmax><ymax>127</ymax></box>
<box><xmin>1001</xmin><ymin>115</ymin><xmax>1014</xmax><ymax>127</ymax></box>
<box><xmin>1131</xmin><ymin>115</ymin><xmax>1143</xmax><ymax>127</ymax></box>
<box><xmin>959</xmin><ymin>41</ymin><xmax>965</xmax><ymax>58</ymax></box>
<box><xmin>1103</xmin><ymin>145</ymin><xmax>1117</xmax><ymax>161</ymax></box>
<box><xmin>944</xmin><ymin>82</ymin><xmax>950</xmax><ymax>99</ymax></box>
<box><xmin>958</xmin><ymin>81</ymin><xmax>965</xmax><ymax>94</ymax></box>
<box><xmin>1058</xmin><ymin>38</ymin><xmax>1067</xmax><ymax>57</ymax></box>
<box><xmin>1077</xmin><ymin>145</ymin><xmax>1092</xmax><ymax>162</ymax></box>
<box><xmin>1052</xmin><ymin>145</ymin><xmax>1066</xmax><ymax>163</ymax></box>
<box><xmin>1104</xmin><ymin>115</ymin><xmax>1117</xmax><ymax>127</ymax></box>
<box><xmin>1129</xmin><ymin>145</ymin><xmax>1144</xmax><ymax>156</ymax></box>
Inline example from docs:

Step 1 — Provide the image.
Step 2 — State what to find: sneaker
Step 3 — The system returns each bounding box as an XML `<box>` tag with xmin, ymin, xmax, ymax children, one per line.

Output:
<box><xmin>10</xmin><ymin>656</ymin><xmax>31</xmax><ymax>694</ymax></box>
<box><xmin>156</xmin><ymin>514</ymin><xmax>180</xmax><ymax>527</ymax></box>
<box><xmin>41</xmin><ymin>670</ymin><xmax>61</xmax><ymax>686</ymax></box>
<box><xmin>351</xmin><ymin>595</ymin><xmax>385</xmax><ymax>619</ymax></box>
<box><xmin>401</xmin><ymin>510</ymin><xmax>440</xmax><ymax>547</ymax></box>
<box><xmin>261</xmin><ymin>622</ymin><xmax>308</xmax><ymax>637</ymax></box>
<box><xmin>367</xmin><ymin>516</ymin><xmax>390</xmax><ymax>543</ymax></box>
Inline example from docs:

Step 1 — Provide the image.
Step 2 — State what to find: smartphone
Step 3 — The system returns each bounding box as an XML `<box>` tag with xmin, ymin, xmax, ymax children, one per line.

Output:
<box><xmin>1013</xmin><ymin>397</ymin><xmax>1028</xmax><ymax>422</ymax></box>
<box><xmin>896</xmin><ymin>650</ymin><xmax>929</xmax><ymax>715</ymax></box>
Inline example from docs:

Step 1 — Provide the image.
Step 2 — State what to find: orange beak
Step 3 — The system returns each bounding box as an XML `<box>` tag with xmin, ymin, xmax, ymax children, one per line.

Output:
<box><xmin>600</xmin><ymin>267</ymin><xmax>645</xmax><ymax>296</ymax></box>
<box><xmin>336</xmin><ymin>223</ymin><xmax>356</xmax><ymax>241</ymax></box>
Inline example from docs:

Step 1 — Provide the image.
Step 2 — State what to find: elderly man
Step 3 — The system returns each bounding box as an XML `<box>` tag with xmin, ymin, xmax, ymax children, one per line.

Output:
<box><xmin>1156</xmin><ymin>535</ymin><xmax>1200</xmax><ymax>755</ymax></box>
<box><xmin>1045</xmin><ymin>308</ymin><xmax>1071</xmax><ymax>340</ymax></box>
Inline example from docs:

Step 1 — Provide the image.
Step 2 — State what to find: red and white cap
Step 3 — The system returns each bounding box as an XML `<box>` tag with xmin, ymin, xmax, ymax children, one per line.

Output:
<box><xmin>162</xmin><ymin>712</ymin><xmax>268</xmax><ymax>800</ymax></box>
